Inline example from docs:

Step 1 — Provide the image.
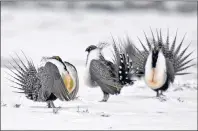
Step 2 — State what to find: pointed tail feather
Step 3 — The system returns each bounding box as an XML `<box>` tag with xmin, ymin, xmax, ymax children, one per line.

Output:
<box><xmin>14</xmin><ymin>52</ymin><xmax>29</xmax><ymax>71</ymax></box>
<box><xmin>10</xmin><ymin>85</ymin><xmax>25</xmax><ymax>91</ymax></box>
<box><xmin>177</xmin><ymin>58</ymin><xmax>196</xmax><ymax>70</ymax></box>
<box><xmin>176</xmin><ymin>42</ymin><xmax>191</xmax><ymax>62</ymax></box>
<box><xmin>9</xmin><ymin>55</ymin><xmax>27</xmax><ymax>74</ymax></box>
<box><xmin>156</xmin><ymin>29</ymin><xmax>160</xmax><ymax>43</ymax></box>
<box><xmin>137</xmin><ymin>37</ymin><xmax>149</xmax><ymax>53</ymax></box>
<box><xmin>170</xmin><ymin>30</ymin><xmax>178</xmax><ymax>53</ymax></box>
<box><xmin>5</xmin><ymin>71</ymin><xmax>25</xmax><ymax>85</ymax></box>
<box><xmin>111</xmin><ymin>42</ymin><xmax>135</xmax><ymax>86</ymax></box>
<box><xmin>143</xmin><ymin>31</ymin><xmax>152</xmax><ymax>50</ymax></box>
<box><xmin>130</xmin><ymin>41</ymin><xmax>146</xmax><ymax>59</ymax></box>
<box><xmin>175</xmin><ymin>72</ymin><xmax>193</xmax><ymax>75</ymax></box>
<box><xmin>176</xmin><ymin>64</ymin><xmax>196</xmax><ymax>72</ymax></box>
<box><xmin>150</xmin><ymin>27</ymin><xmax>156</xmax><ymax>46</ymax></box>
<box><xmin>8</xmin><ymin>60</ymin><xmax>25</xmax><ymax>77</ymax></box>
<box><xmin>4</xmin><ymin>64</ymin><xmax>25</xmax><ymax>82</ymax></box>
<box><xmin>166</xmin><ymin>28</ymin><xmax>170</xmax><ymax>50</ymax></box>
<box><xmin>123</xmin><ymin>43</ymin><xmax>146</xmax><ymax>78</ymax></box>
<box><xmin>176</xmin><ymin>51</ymin><xmax>194</xmax><ymax>66</ymax></box>
<box><xmin>6</xmin><ymin>52</ymin><xmax>41</xmax><ymax>101</ymax></box>
<box><xmin>118</xmin><ymin>53</ymin><xmax>134</xmax><ymax>85</ymax></box>
<box><xmin>174</xmin><ymin>33</ymin><xmax>186</xmax><ymax>57</ymax></box>
<box><xmin>124</xmin><ymin>42</ymin><xmax>142</xmax><ymax>62</ymax></box>
<box><xmin>159</xmin><ymin>29</ymin><xmax>163</xmax><ymax>44</ymax></box>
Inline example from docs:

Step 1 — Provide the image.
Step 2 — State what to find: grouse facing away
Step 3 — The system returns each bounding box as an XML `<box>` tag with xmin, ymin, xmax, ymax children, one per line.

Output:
<box><xmin>6</xmin><ymin>53</ymin><xmax>79</xmax><ymax>113</ymax></box>
<box><xmin>124</xmin><ymin>29</ymin><xmax>195</xmax><ymax>97</ymax></box>
<box><xmin>85</xmin><ymin>42</ymin><xmax>135</xmax><ymax>102</ymax></box>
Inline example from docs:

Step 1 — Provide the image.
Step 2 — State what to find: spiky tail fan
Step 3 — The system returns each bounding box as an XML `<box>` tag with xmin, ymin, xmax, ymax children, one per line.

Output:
<box><xmin>121</xmin><ymin>37</ymin><xmax>148</xmax><ymax>79</ymax></box>
<box><xmin>111</xmin><ymin>40</ymin><xmax>135</xmax><ymax>86</ymax></box>
<box><xmin>5</xmin><ymin>52</ymin><xmax>41</xmax><ymax>101</ymax></box>
<box><xmin>124</xmin><ymin>29</ymin><xmax>195</xmax><ymax>78</ymax></box>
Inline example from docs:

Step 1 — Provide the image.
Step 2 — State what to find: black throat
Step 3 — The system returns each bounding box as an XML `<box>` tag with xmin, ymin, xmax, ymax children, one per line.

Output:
<box><xmin>58</xmin><ymin>58</ymin><xmax>67</xmax><ymax>71</ymax></box>
<box><xmin>152</xmin><ymin>50</ymin><xmax>159</xmax><ymax>68</ymax></box>
<box><xmin>86</xmin><ymin>53</ymin><xmax>90</xmax><ymax>66</ymax></box>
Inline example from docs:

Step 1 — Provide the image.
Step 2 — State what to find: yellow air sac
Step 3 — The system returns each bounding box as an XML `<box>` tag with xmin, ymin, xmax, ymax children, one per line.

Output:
<box><xmin>62</xmin><ymin>73</ymin><xmax>74</xmax><ymax>94</ymax></box>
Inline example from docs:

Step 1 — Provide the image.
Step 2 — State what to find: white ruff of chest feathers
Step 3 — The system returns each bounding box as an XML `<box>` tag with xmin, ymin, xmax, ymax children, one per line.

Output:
<box><xmin>40</xmin><ymin>59</ymin><xmax>70</xmax><ymax>80</ymax></box>
<box><xmin>40</xmin><ymin>58</ymin><xmax>76</xmax><ymax>93</ymax></box>
<box><xmin>84</xmin><ymin>49</ymin><xmax>100</xmax><ymax>87</ymax></box>
<box><xmin>44</xmin><ymin>59</ymin><xmax>67</xmax><ymax>75</ymax></box>
<box><xmin>145</xmin><ymin>50</ymin><xmax>167</xmax><ymax>89</ymax></box>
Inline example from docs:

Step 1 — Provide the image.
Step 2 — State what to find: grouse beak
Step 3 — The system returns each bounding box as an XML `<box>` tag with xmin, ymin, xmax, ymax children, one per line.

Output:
<box><xmin>85</xmin><ymin>48</ymin><xmax>89</xmax><ymax>52</ymax></box>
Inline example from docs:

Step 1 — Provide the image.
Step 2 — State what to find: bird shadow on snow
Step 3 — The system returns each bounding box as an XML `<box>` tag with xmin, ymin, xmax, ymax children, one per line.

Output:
<box><xmin>30</xmin><ymin>106</ymin><xmax>52</xmax><ymax>109</ymax></box>
<box><xmin>122</xmin><ymin>94</ymin><xmax>157</xmax><ymax>100</ymax></box>
<box><xmin>30</xmin><ymin>105</ymin><xmax>89</xmax><ymax>110</ymax></box>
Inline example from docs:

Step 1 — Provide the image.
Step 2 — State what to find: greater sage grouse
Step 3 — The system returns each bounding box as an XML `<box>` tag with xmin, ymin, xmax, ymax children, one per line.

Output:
<box><xmin>124</xmin><ymin>29</ymin><xmax>195</xmax><ymax>97</ymax></box>
<box><xmin>6</xmin><ymin>53</ymin><xmax>79</xmax><ymax>112</ymax></box>
<box><xmin>85</xmin><ymin>42</ymin><xmax>135</xmax><ymax>102</ymax></box>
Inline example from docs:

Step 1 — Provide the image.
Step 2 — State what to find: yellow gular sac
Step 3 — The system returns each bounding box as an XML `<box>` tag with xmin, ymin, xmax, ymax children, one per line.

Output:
<box><xmin>62</xmin><ymin>73</ymin><xmax>74</xmax><ymax>94</ymax></box>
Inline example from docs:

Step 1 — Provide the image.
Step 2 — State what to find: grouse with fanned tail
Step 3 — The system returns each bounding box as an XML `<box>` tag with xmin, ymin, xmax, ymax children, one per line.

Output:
<box><xmin>5</xmin><ymin>53</ymin><xmax>79</xmax><ymax>113</ymax></box>
<box><xmin>85</xmin><ymin>42</ymin><xmax>135</xmax><ymax>102</ymax></box>
<box><xmin>124</xmin><ymin>29</ymin><xmax>195</xmax><ymax>97</ymax></box>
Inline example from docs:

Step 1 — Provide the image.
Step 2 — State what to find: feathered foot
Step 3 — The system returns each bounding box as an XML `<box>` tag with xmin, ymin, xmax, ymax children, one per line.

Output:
<box><xmin>156</xmin><ymin>91</ymin><xmax>167</xmax><ymax>102</ymax></box>
<box><xmin>47</xmin><ymin>101</ymin><xmax>52</xmax><ymax>108</ymax></box>
<box><xmin>47</xmin><ymin>101</ymin><xmax>60</xmax><ymax>114</ymax></box>
<box><xmin>99</xmin><ymin>92</ymin><xmax>109</xmax><ymax>102</ymax></box>
<box><xmin>157</xmin><ymin>97</ymin><xmax>167</xmax><ymax>102</ymax></box>
<box><xmin>159</xmin><ymin>90</ymin><xmax>165</xmax><ymax>97</ymax></box>
<box><xmin>53</xmin><ymin>107</ymin><xmax>61</xmax><ymax>114</ymax></box>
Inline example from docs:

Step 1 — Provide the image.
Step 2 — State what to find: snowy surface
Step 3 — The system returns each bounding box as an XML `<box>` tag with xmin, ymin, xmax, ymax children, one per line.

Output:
<box><xmin>1</xmin><ymin>67</ymin><xmax>197</xmax><ymax>130</ymax></box>
<box><xmin>1</xmin><ymin>6</ymin><xmax>197</xmax><ymax>130</ymax></box>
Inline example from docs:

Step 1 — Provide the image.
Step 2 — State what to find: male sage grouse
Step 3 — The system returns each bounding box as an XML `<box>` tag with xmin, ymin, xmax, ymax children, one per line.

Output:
<box><xmin>124</xmin><ymin>29</ymin><xmax>195</xmax><ymax>97</ymax></box>
<box><xmin>6</xmin><ymin>52</ymin><xmax>79</xmax><ymax>113</ymax></box>
<box><xmin>85</xmin><ymin>42</ymin><xmax>135</xmax><ymax>102</ymax></box>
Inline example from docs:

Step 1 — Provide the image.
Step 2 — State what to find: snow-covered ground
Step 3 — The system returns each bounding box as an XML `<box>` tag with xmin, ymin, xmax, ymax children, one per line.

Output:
<box><xmin>1</xmin><ymin>67</ymin><xmax>197</xmax><ymax>130</ymax></box>
<box><xmin>1</xmin><ymin>5</ymin><xmax>197</xmax><ymax>130</ymax></box>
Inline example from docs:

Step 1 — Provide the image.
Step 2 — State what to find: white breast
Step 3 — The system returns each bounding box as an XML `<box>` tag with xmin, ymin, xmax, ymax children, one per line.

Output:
<box><xmin>40</xmin><ymin>58</ymin><xmax>77</xmax><ymax>93</ymax></box>
<box><xmin>145</xmin><ymin>50</ymin><xmax>167</xmax><ymax>89</ymax></box>
<box><xmin>40</xmin><ymin>59</ymin><xmax>68</xmax><ymax>76</ymax></box>
<box><xmin>84</xmin><ymin>49</ymin><xmax>100</xmax><ymax>87</ymax></box>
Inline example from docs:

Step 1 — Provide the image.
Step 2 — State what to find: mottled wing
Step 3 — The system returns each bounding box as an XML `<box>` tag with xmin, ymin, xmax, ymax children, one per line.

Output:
<box><xmin>37</xmin><ymin>66</ymin><xmax>54</xmax><ymax>101</ymax></box>
<box><xmin>100</xmin><ymin>54</ymin><xmax>117</xmax><ymax>77</ymax></box>
<box><xmin>89</xmin><ymin>60</ymin><xmax>122</xmax><ymax>94</ymax></box>
<box><xmin>41</xmin><ymin>62</ymin><xmax>70</xmax><ymax>101</ymax></box>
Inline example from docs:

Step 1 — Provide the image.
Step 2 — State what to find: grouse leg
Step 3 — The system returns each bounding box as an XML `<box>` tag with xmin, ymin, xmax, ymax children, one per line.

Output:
<box><xmin>50</xmin><ymin>101</ymin><xmax>55</xmax><ymax>108</ymax></box>
<box><xmin>49</xmin><ymin>101</ymin><xmax>59</xmax><ymax>114</ymax></box>
<box><xmin>47</xmin><ymin>101</ymin><xmax>52</xmax><ymax>108</ymax></box>
<box><xmin>159</xmin><ymin>90</ymin><xmax>165</xmax><ymax>96</ymax></box>
<box><xmin>156</xmin><ymin>90</ymin><xmax>160</xmax><ymax>97</ymax></box>
<box><xmin>156</xmin><ymin>90</ymin><xmax>167</xmax><ymax>102</ymax></box>
<box><xmin>100</xmin><ymin>92</ymin><xmax>109</xmax><ymax>102</ymax></box>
